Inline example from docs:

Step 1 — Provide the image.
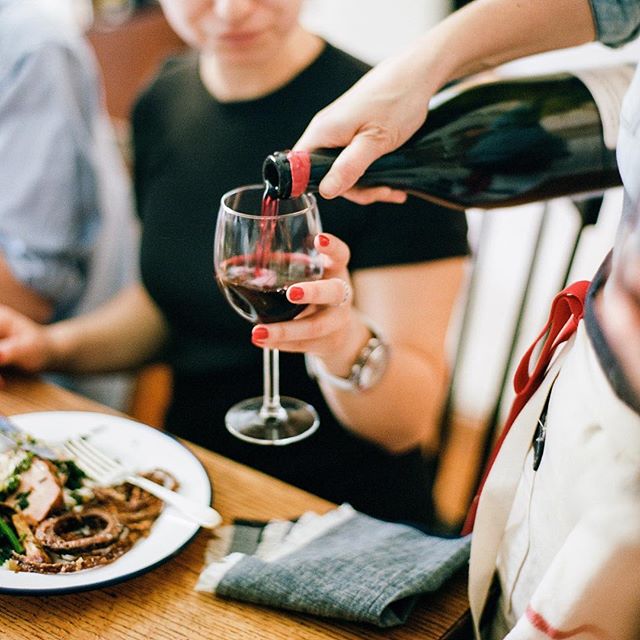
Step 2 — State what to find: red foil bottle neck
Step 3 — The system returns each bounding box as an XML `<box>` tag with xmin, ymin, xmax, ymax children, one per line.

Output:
<box><xmin>287</xmin><ymin>150</ymin><xmax>311</xmax><ymax>198</ymax></box>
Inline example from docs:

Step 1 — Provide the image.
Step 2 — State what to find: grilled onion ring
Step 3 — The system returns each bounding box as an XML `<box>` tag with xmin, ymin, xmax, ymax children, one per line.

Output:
<box><xmin>35</xmin><ymin>508</ymin><xmax>123</xmax><ymax>553</ymax></box>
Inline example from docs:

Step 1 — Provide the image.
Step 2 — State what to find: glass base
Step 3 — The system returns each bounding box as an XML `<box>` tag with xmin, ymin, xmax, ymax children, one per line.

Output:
<box><xmin>224</xmin><ymin>396</ymin><xmax>320</xmax><ymax>445</ymax></box>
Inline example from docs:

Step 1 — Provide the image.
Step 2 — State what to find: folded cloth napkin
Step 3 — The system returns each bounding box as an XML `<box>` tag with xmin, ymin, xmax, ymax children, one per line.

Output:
<box><xmin>195</xmin><ymin>504</ymin><xmax>471</xmax><ymax>628</ymax></box>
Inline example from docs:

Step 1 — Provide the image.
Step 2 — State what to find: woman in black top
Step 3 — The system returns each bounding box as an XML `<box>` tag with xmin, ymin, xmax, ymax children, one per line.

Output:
<box><xmin>0</xmin><ymin>0</ymin><xmax>468</xmax><ymax>526</ymax></box>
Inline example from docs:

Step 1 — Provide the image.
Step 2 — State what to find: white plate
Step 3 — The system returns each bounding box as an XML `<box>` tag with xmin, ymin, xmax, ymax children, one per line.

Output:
<box><xmin>0</xmin><ymin>411</ymin><xmax>212</xmax><ymax>595</ymax></box>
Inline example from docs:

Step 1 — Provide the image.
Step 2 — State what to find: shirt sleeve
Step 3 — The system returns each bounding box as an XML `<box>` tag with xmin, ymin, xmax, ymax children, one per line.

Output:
<box><xmin>321</xmin><ymin>195</ymin><xmax>469</xmax><ymax>273</ymax></box>
<box><xmin>0</xmin><ymin>41</ymin><xmax>99</xmax><ymax>310</ymax></box>
<box><xmin>504</xmin><ymin>503</ymin><xmax>640</xmax><ymax>640</ymax></box>
<box><xmin>589</xmin><ymin>0</ymin><xmax>640</xmax><ymax>46</ymax></box>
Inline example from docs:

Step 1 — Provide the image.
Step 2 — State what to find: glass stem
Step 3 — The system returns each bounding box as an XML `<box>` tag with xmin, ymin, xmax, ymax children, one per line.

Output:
<box><xmin>260</xmin><ymin>348</ymin><xmax>286</xmax><ymax>421</ymax></box>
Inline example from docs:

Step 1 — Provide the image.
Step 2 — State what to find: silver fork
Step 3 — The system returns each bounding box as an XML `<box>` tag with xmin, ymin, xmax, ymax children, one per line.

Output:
<box><xmin>64</xmin><ymin>437</ymin><xmax>222</xmax><ymax>530</ymax></box>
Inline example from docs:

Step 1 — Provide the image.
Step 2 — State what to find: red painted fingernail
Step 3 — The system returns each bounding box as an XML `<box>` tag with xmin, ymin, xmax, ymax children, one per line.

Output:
<box><xmin>288</xmin><ymin>286</ymin><xmax>304</xmax><ymax>301</ymax></box>
<box><xmin>252</xmin><ymin>326</ymin><xmax>269</xmax><ymax>341</ymax></box>
<box><xmin>318</xmin><ymin>234</ymin><xmax>330</xmax><ymax>247</ymax></box>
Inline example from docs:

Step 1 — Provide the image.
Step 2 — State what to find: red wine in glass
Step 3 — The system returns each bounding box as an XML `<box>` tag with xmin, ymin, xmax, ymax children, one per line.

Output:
<box><xmin>217</xmin><ymin>252</ymin><xmax>322</xmax><ymax>324</ymax></box>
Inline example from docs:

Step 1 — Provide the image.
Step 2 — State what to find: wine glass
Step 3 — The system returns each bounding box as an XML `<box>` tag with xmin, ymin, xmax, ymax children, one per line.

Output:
<box><xmin>214</xmin><ymin>185</ymin><xmax>324</xmax><ymax>445</ymax></box>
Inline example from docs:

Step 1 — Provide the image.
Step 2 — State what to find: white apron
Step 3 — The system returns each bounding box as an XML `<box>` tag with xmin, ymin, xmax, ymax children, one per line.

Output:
<box><xmin>469</xmin><ymin>322</ymin><xmax>640</xmax><ymax>639</ymax></box>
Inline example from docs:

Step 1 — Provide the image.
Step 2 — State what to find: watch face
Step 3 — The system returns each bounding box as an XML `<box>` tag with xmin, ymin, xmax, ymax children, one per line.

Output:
<box><xmin>356</xmin><ymin>341</ymin><xmax>389</xmax><ymax>390</ymax></box>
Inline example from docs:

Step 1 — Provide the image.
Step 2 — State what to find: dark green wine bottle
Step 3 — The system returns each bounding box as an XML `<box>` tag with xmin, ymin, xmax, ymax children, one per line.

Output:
<box><xmin>263</xmin><ymin>66</ymin><xmax>633</xmax><ymax>210</ymax></box>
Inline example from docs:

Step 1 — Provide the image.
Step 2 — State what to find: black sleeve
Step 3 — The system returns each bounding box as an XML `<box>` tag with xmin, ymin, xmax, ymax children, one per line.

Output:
<box><xmin>321</xmin><ymin>195</ymin><xmax>469</xmax><ymax>272</ymax></box>
<box><xmin>130</xmin><ymin>56</ymin><xmax>184</xmax><ymax>223</ymax></box>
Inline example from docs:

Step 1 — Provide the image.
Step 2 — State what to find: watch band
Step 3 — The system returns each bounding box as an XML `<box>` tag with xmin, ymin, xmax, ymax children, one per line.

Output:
<box><xmin>305</xmin><ymin>316</ymin><xmax>390</xmax><ymax>392</ymax></box>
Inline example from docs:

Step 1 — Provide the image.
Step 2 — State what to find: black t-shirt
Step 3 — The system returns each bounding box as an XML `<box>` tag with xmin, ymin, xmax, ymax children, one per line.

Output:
<box><xmin>132</xmin><ymin>43</ymin><xmax>469</xmax><ymax>525</ymax></box>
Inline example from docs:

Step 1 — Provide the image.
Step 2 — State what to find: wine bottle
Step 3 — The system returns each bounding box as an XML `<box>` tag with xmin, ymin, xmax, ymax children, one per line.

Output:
<box><xmin>263</xmin><ymin>65</ymin><xmax>634</xmax><ymax>210</ymax></box>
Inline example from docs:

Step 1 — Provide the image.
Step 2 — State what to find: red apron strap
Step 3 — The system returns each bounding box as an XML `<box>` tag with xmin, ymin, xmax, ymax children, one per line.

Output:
<box><xmin>461</xmin><ymin>280</ymin><xmax>590</xmax><ymax>536</ymax></box>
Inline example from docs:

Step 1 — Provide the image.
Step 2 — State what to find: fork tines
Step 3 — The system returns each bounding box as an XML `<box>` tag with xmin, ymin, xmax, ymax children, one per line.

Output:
<box><xmin>64</xmin><ymin>437</ymin><xmax>126</xmax><ymax>483</ymax></box>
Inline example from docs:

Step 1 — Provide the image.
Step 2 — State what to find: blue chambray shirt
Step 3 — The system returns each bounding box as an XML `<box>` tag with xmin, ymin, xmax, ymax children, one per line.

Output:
<box><xmin>0</xmin><ymin>0</ymin><xmax>100</xmax><ymax>319</ymax></box>
<box><xmin>589</xmin><ymin>0</ymin><xmax>640</xmax><ymax>203</ymax></box>
<box><xmin>590</xmin><ymin>0</ymin><xmax>640</xmax><ymax>45</ymax></box>
<box><xmin>0</xmin><ymin>0</ymin><xmax>140</xmax><ymax>408</ymax></box>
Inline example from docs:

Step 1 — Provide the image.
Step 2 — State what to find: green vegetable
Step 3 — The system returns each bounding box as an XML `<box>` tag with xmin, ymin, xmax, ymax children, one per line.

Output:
<box><xmin>14</xmin><ymin>451</ymin><xmax>34</xmax><ymax>474</ymax></box>
<box><xmin>0</xmin><ymin>544</ymin><xmax>11</xmax><ymax>564</ymax></box>
<box><xmin>0</xmin><ymin>516</ymin><xmax>23</xmax><ymax>554</ymax></box>
<box><xmin>54</xmin><ymin>459</ymin><xmax>87</xmax><ymax>490</ymax></box>
<box><xmin>14</xmin><ymin>491</ymin><xmax>30</xmax><ymax>510</ymax></box>
<box><xmin>0</xmin><ymin>475</ymin><xmax>20</xmax><ymax>501</ymax></box>
<box><xmin>0</xmin><ymin>451</ymin><xmax>34</xmax><ymax>501</ymax></box>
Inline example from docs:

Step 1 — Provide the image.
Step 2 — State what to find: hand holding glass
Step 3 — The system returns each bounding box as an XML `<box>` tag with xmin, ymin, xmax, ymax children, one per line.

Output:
<box><xmin>214</xmin><ymin>185</ymin><xmax>323</xmax><ymax>445</ymax></box>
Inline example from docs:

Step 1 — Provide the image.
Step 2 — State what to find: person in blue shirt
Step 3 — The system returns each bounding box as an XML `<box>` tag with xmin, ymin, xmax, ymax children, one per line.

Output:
<box><xmin>0</xmin><ymin>0</ymin><xmax>139</xmax><ymax>408</ymax></box>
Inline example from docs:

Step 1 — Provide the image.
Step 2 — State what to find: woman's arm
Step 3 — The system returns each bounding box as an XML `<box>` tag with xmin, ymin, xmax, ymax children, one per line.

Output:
<box><xmin>252</xmin><ymin>234</ymin><xmax>467</xmax><ymax>454</ymax></box>
<box><xmin>0</xmin><ymin>254</ymin><xmax>52</xmax><ymax>323</ymax></box>
<box><xmin>294</xmin><ymin>0</ymin><xmax>597</xmax><ymax>200</ymax></box>
<box><xmin>322</xmin><ymin>257</ymin><xmax>466</xmax><ymax>453</ymax></box>
<box><xmin>0</xmin><ymin>283</ymin><xmax>168</xmax><ymax>374</ymax></box>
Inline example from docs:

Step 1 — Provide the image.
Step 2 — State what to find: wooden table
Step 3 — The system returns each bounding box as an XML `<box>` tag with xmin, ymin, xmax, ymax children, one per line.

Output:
<box><xmin>0</xmin><ymin>376</ymin><xmax>471</xmax><ymax>640</ymax></box>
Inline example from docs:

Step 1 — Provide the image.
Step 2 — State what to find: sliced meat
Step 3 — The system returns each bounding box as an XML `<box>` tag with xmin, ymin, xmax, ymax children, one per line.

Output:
<box><xmin>9</xmin><ymin>458</ymin><xmax>63</xmax><ymax>525</ymax></box>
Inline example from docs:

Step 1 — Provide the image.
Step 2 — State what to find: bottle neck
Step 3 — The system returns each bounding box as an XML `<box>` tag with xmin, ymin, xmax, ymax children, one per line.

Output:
<box><xmin>263</xmin><ymin>150</ymin><xmax>312</xmax><ymax>198</ymax></box>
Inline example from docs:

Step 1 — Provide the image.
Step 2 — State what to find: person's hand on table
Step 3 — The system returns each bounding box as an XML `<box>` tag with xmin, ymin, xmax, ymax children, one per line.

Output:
<box><xmin>250</xmin><ymin>233</ymin><xmax>370</xmax><ymax>380</ymax></box>
<box><xmin>0</xmin><ymin>305</ymin><xmax>54</xmax><ymax>376</ymax></box>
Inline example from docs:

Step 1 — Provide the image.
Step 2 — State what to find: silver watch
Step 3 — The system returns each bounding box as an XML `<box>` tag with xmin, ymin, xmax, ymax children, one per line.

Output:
<box><xmin>351</xmin><ymin>335</ymin><xmax>390</xmax><ymax>390</ymax></box>
<box><xmin>306</xmin><ymin>329</ymin><xmax>390</xmax><ymax>392</ymax></box>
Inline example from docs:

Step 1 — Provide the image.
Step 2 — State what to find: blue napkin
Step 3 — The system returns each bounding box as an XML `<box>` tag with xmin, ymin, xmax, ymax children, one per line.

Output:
<box><xmin>196</xmin><ymin>504</ymin><xmax>470</xmax><ymax>627</ymax></box>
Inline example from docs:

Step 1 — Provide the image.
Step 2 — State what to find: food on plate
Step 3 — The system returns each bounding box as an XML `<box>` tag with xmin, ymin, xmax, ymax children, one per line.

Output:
<box><xmin>0</xmin><ymin>439</ymin><xmax>176</xmax><ymax>574</ymax></box>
